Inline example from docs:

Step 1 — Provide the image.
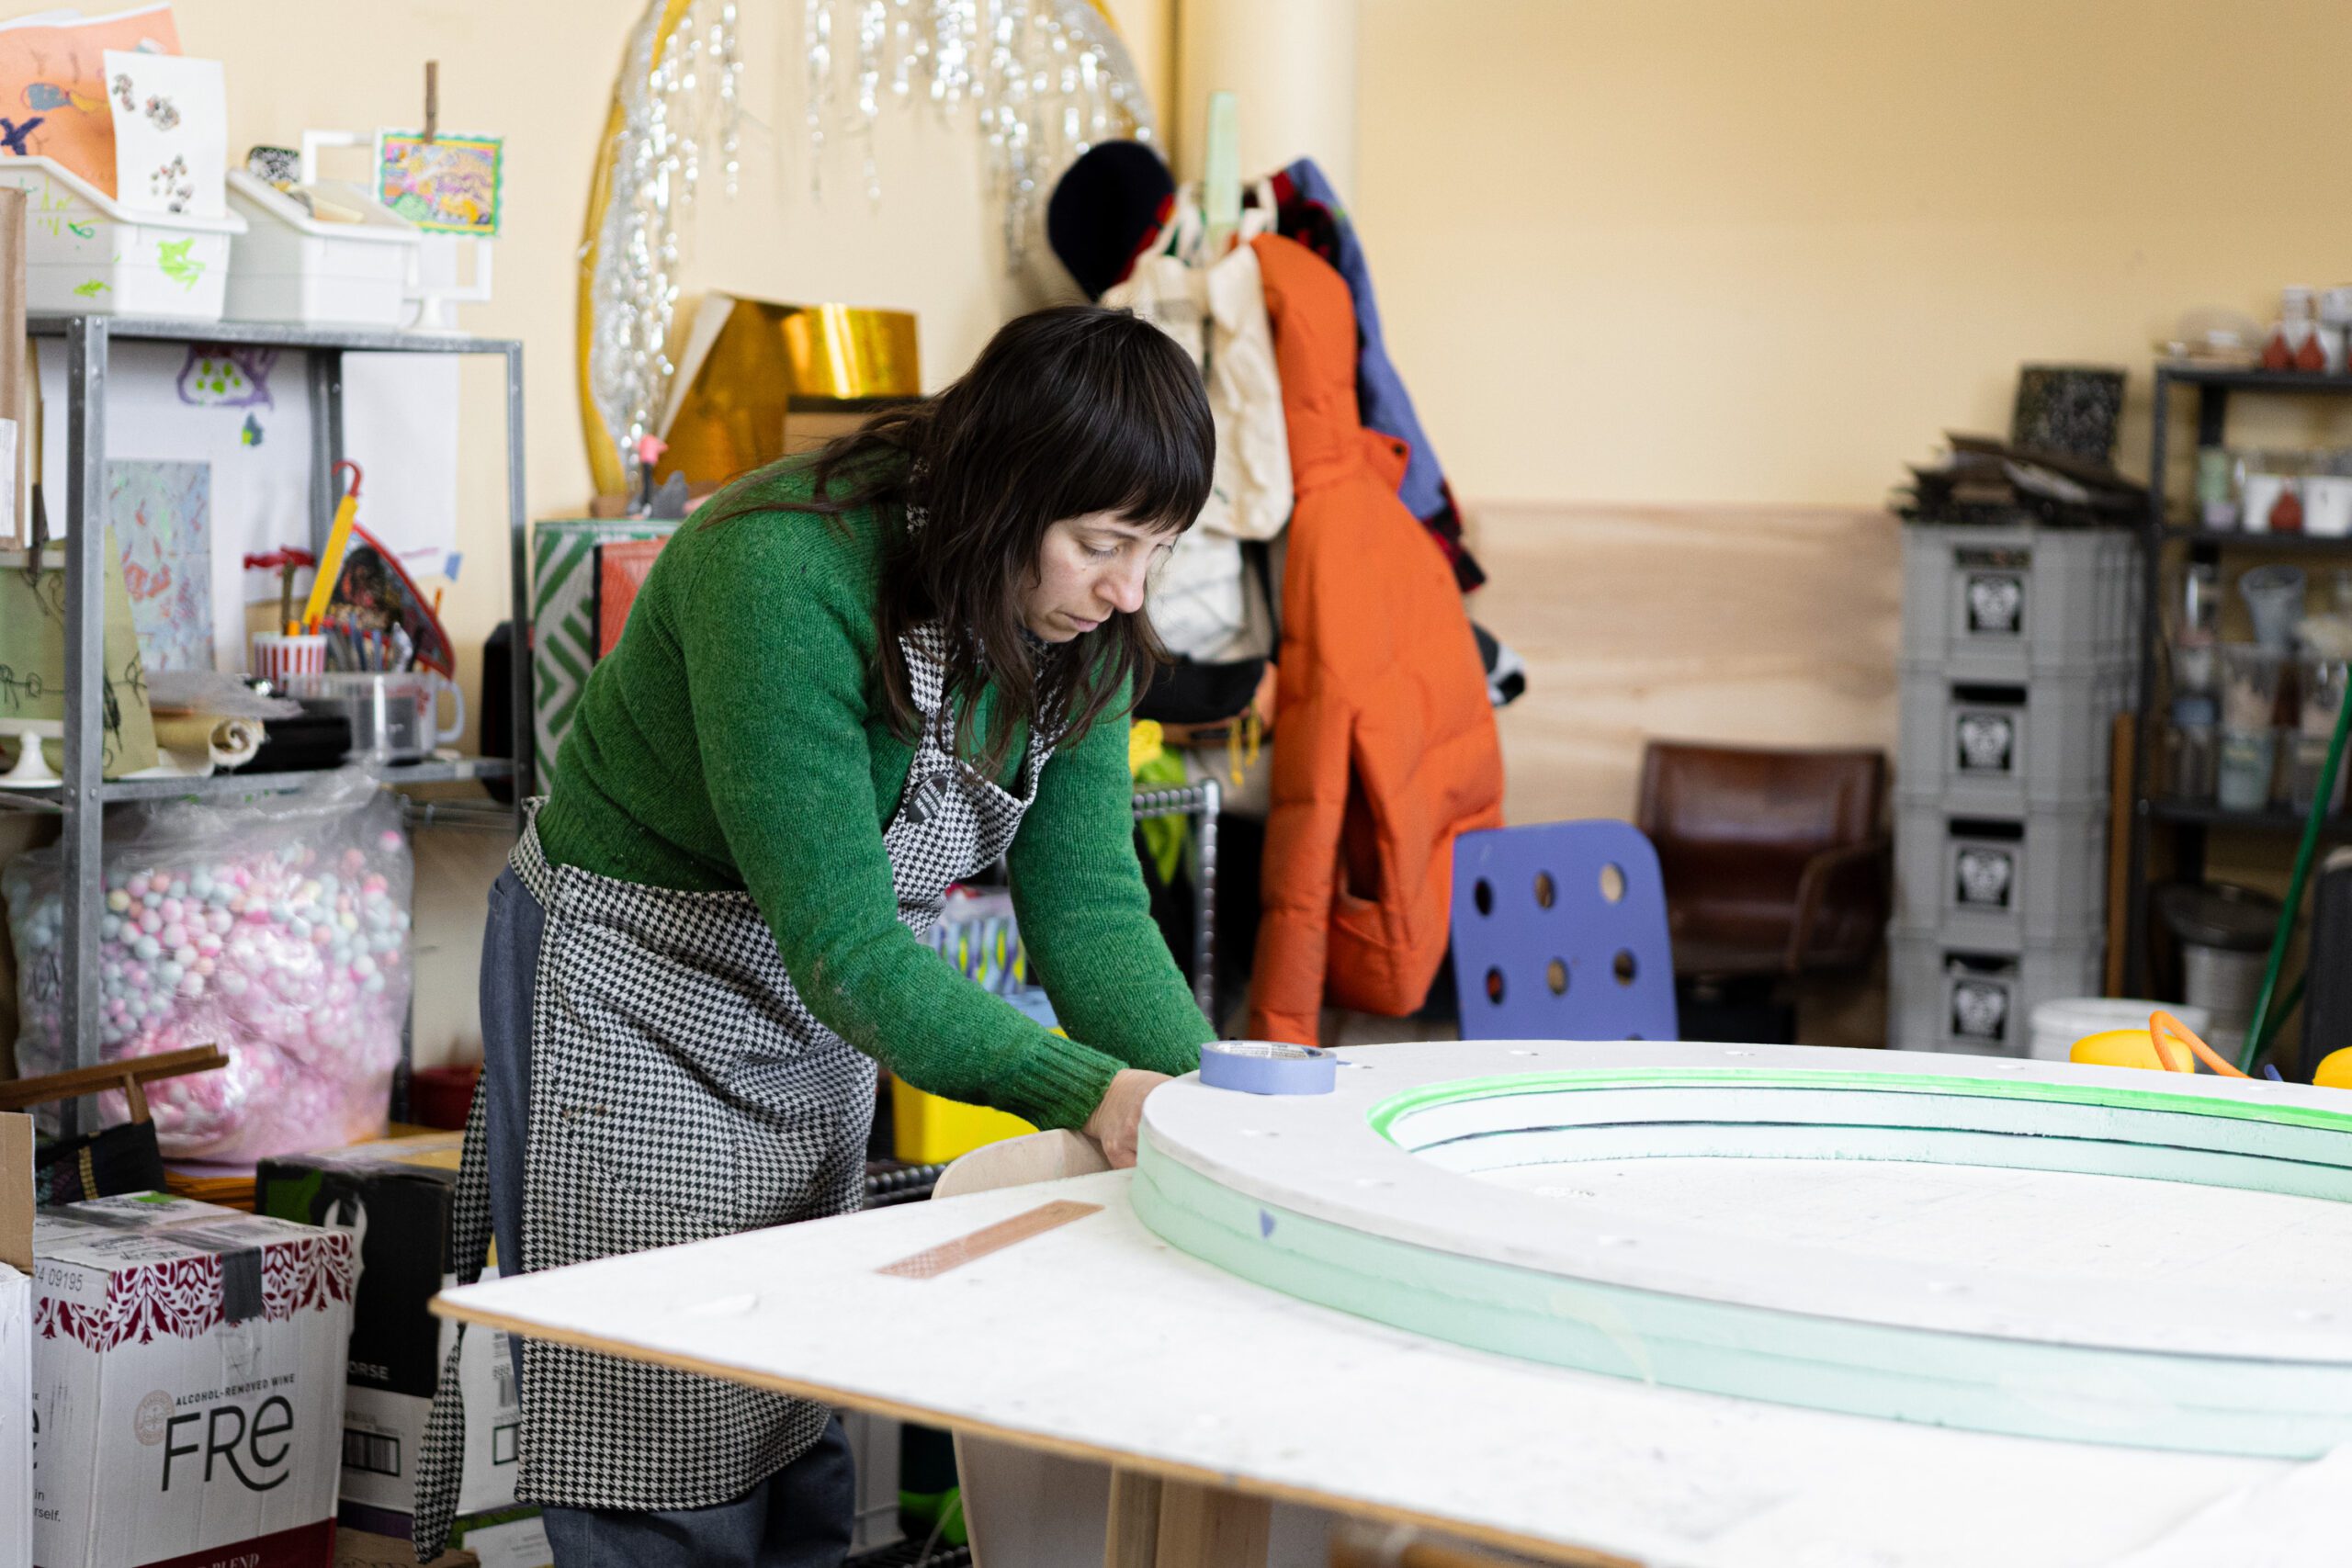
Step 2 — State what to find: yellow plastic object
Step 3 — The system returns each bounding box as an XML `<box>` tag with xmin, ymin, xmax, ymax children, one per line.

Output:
<box><xmin>890</xmin><ymin>1076</ymin><xmax>1037</xmax><ymax>1165</ymax></box>
<box><xmin>2070</xmin><ymin>1029</ymin><xmax>2179</xmax><ymax>1072</ymax></box>
<box><xmin>2068</xmin><ymin>1011</ymin><xmax>2248</xmax><ymax>1077</ymax></box>
<box><xmin>300</xmin><ymin>463</ymin><xmax>362</xmax><ymax>631</ymax></box>
<box><xmin>2316</xmin><ymin>1048</ymin><xmax>2352</xmax><ymax>1090</ymax></box>
<box><xmin>1129</xmin><ymin>719</ymin><xmax>1164</xmax><ymax>774</ymax></box>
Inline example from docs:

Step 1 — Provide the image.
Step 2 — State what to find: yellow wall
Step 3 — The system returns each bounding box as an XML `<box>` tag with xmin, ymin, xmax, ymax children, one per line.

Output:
<box><xmin>1355</xmin><ymin>0</ymin><xmax>2352</xmax><ymax>506</ymax></box>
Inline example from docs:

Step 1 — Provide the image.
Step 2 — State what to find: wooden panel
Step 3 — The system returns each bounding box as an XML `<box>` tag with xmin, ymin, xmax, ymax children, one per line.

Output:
<box><xmin>1154</xmin><ymin>1478</ymin><xmax>1271</xmax><ymax>1568</ymax></box>
<box><xmin>1465</xmin><ymin>502</ymin><xmax>1900</xmax><ymax>828</ymax></box>
<box><xmin>1107</xmin><ymin>1470</ymin><xmax>1164</xmax><ymax>1568</ymax></box>
<box><xmin>2107</xmin><ymin>713</ymin><xmax>2136</xmax><ymax>997</ymax></box>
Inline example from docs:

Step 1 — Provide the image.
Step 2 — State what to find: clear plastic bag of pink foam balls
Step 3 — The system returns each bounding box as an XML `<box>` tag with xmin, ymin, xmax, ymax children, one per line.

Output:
<box><xmin>6</xmin><ymin>768</ymin><xmax>413</xmax><ymax>1162</ymax></box>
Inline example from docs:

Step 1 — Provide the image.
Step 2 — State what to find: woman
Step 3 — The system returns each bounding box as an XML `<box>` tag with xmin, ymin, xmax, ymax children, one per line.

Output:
<box><xmin>415</xmin><ymin>307</ymin><xmax>1219</xmax><ymax>1567</ymax></box>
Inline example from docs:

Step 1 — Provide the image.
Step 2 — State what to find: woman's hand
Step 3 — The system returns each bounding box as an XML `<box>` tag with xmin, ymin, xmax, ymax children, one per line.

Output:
<box><xmin>1082</xmin><ymin>1068</ymin><xmax>1171</xmax><ymax>1169</ymax></box>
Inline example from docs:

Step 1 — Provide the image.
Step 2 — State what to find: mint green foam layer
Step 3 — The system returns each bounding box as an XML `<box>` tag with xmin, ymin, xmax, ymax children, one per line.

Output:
<box><xmin>1368</xmin><ymin>1067</ymin><xmax>2352</xmax><ymax>1145</ymax></box>
<box><xmin>1131</xmin><ymin>1145</ymin><xmax>2352</xmax><ymax>1458</ymax></box>
<box><xmin>1414</xmin><ymin>1121</ymin><xmax>2352</xmax><ymax>1203</ymax></box>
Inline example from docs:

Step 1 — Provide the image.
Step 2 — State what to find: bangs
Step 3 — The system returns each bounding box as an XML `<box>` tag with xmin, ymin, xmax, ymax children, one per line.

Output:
<box><xmin>1018</xmin><ymin>317</ymin><xmax>1215</xmax><ymax>536</ymax></box>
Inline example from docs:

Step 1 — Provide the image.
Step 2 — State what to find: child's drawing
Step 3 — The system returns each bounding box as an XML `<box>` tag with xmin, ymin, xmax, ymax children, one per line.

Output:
<box><xmin>109</xmin><ymin>459</ymin><xmax>212</xmax><ymax>672</ymax></box>
<box><xmin>176</xmin><ymin>345</ymin><xmax>276</xmax><ymax>409</ymax></box>
<box><xmin>154</xmin><ymin>235</ymin><xmax>203</xmax><ymax>288</ymax></box>
<box><xmin>104</xmin><ymin>48</ymin><xmax>222</xmax><ymax>220</ymax></box>
<box><xmin>0</xmin><ymin>5</ymin><xmax>184</xmax><ymax>194</ymax></box>
<box><xmin>376</xmin><ymin>130</ymin><xmax>503</xmax><ymax>235</ymax></box>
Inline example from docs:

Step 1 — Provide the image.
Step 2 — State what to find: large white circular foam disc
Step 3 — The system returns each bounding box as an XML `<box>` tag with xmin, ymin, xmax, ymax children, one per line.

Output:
<box><xmin>1134</xmin><ymin>1041</ymin><xmax>2352</xmax><ymax>1457</ymax></box>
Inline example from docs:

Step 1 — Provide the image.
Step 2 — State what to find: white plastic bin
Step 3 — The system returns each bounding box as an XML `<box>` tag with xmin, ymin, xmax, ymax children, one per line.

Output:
<box><xmin>1895</xmin><ymin>660</ymin><xmax>2138</xmax><ymax>813</ymax></box>
<box><xmin>1900</xmin><ymin>522</ymin><xmax>2142</xmax><ymax>679</ymax></box>
<box><xmin>222</xmin><ymin>170</ymin><xmax>420</xmax><ymax>328</ymax></box>
<box><xmin>1894</xmin><ymin>800</ymin><xmax>2109</xmax><ymax>950</ymax></box>
<box><xmin>0</xmin><ymin>155</ymin><xmax>243</xmax><ymax>321</ymax></box>
<box><xmin>1887</xmin><ymin>926</ymin><xmax>2103</xmax><ymax>1055</ymax></box>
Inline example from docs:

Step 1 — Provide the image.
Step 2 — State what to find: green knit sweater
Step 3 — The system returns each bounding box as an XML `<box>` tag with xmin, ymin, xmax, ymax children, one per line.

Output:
<box><xmin>535</xmin><ymin>466</ymin><xmax>1213</xmax><ymax>1132</ymax></box>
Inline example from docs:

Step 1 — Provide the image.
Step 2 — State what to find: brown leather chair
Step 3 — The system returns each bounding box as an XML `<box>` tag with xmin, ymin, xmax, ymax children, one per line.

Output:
<box><xmin>1634</xmin><ymin>741</ymin><xmax>1891</xmax><ymax>981</ymax></box>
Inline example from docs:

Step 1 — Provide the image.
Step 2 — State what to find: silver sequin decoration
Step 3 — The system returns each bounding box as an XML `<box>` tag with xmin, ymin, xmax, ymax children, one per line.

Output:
<box><xmin>801</xmin><ymin>0</ymin><xmax>1156</xmax><ymax>265</ymax></box>
<box><xmin>589</xmin><ymin>0</ymin><xmax>748</xmax><ymax>492</ymax></box>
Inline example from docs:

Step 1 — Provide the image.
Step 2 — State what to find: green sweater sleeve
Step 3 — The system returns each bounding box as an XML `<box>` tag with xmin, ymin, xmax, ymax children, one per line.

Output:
<box><xmin>1009</xmin><ymin>682</ymin><xmax>1216</xmax><ymax>1077</ymax></box>
<box><xmin>681</xmin><ymin>515</ymin><xmax>1126</xmax><ymax>1132</ymax></box>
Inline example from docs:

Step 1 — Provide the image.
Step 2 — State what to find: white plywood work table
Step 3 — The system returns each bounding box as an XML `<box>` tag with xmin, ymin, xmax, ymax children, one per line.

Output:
<box><xmin>435</xmin><ymin>1164</ymin><xmax>2352</xmax><ymax>1566</ymax></box>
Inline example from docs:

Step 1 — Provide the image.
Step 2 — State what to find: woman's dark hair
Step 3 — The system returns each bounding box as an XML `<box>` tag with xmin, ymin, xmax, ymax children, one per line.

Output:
<box><xmin>704</xmin><ymin>304</ymin><xmax>1213</xmax><ymax>777</ymax></box>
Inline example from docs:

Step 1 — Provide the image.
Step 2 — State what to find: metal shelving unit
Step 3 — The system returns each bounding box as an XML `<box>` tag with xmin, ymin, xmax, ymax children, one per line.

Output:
<box><xmin>5</xmin><ymin>314</ymin><xmax>531</xmax><ymax>1131</ymax></box>
<box><xmin>1131</xmin><ymin>778</ymin><xmax>1221</xmax><ymax>1018</ymax></box>
<box><xmin>2123</xmin><ymin>361</ymin><xmax>2352</xmax><ymax>991</ymax></box>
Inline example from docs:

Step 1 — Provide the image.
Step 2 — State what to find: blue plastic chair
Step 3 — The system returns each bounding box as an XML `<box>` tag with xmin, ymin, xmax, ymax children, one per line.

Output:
<box><xmin>1451</xmin><ymin>820</ymin><xmax>1679</xmax><ymax>1041</ymax></box>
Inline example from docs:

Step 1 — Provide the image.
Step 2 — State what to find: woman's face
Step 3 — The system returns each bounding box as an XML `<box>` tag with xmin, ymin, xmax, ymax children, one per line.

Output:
<box><xmin>1023</xmin><ymin>511</ymin><xmax>1173</xmax><ymax>642</ymax></box>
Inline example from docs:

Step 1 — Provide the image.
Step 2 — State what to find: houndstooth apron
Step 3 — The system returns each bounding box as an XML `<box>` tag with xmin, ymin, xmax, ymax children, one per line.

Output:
<box><xmin>414</xmin><ymin>624</ymin><xmax>1063</xmax><ymax>1557</ymax></box>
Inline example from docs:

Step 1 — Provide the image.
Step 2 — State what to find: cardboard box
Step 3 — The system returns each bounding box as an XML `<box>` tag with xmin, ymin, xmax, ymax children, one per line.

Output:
<box><xmin>3</xmin><ymin>1115</ymin><xmax>31</xmax><ymax>1568</ymax></box>
<box><xmin>30</xmin><ymin>1193</ymin><xmax>356</xmax><ymax>1568</ymax></box>
<box><xmin>255</xmin><ymin>1134</ymin><xmax>530</xmax><ymax>1550</ymax></box>
<box><xmin>441</xmin><ymin>1513</ymin><xmax>548</xmax><ymax>1568</ymax></box>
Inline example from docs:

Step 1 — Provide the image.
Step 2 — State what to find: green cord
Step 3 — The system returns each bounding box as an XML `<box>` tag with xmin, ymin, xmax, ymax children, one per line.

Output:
<box><xmin>2251</xmin><ymin>970</ymin><xmax>2309</xmax><ymax>1068</ymax></box>
<box><xmin>2241</xmin><ymin>682</ymin><xmax>2352</xmax><ymax>1073</ymax></box>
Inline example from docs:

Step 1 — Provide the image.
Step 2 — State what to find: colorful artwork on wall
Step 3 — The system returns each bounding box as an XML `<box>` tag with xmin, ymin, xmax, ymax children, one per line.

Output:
<box><xmin>0</xmin><ymin>3</ymin><xmax>181</xmax><ymax>197</ymax></box>
<box><xmin>109</xmin><ymin>459</ymin><xmax>212</xmax><ymax>671</ymax></box>
<box><xmin>375</xmin><ymin>130</ymin><xmax>502</xmax><ymax>235</ymax></box>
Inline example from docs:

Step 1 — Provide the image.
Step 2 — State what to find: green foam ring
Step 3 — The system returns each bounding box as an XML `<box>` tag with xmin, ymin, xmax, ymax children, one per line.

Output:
<box><xmin>1367</xmin><ymin>1066</ymin><xmax>2352</xmax><ymax>1145</ymax></box>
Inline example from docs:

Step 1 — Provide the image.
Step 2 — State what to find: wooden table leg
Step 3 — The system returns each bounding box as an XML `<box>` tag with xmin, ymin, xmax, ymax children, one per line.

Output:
<box><xmin>1106</xmin><ymin>1469</ymin><xmax>1162</xmax><ymax>1568</ymax></box>
<box><xmin>1154</xmin><ymin>1476</ymin><xmax>1271</xmax><ymax>1567</ymax></box>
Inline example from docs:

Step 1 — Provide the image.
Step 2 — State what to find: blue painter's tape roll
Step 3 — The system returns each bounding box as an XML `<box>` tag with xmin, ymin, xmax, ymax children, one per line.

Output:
<box><xmin>1200</xmin><ymin>1040</ymin><xmax>1340</xmax><ymax>1096</ymax></box>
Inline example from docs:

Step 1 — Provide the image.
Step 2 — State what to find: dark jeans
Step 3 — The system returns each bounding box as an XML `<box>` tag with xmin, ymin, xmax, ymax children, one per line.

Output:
<box><xmin>480</xmin><ymin>867</ymin><xmax>855</xmax><ymax>1568</ymax></box>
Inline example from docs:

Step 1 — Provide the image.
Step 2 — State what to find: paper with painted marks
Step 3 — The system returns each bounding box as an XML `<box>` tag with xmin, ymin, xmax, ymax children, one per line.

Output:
<box><xmin>103</xmin><ymin>50</ymin><xmax>225</xmax><ymax>220</ymax></box>
<box><xmin>37</xmin><ymin>339</ymin><xmax>307</xmax><ymax>672</ymax></box>
<box><xmin>0</xmin><ymin>533</ymin><xmax>158</xmax><ymax>777</ymax></box>
<box><xmin>36</xmin><ymin>344</ymin><xmax>459</xmax><ymax>671</ymax></box>
<box><xmin>0</xmin><ymin>4</ymin><xmax>180</xmax><ymax>194</ymax></box>
<box><xmin>109</xmin><ymin>459</ymin><xmax>210</xmax><ymax>671</ymax></box>
<box><xmin>877</xmin><ymin>1201</ymin><xmax>1102</xmax><ymax>1280</ymax></box>
<box><xmin>375</xmin><ymin>130</ymin><xmax>503</xmax><ymax>235</ymax></box>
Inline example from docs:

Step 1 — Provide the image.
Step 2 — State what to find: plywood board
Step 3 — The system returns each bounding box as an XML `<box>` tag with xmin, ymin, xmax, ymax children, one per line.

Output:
<box><xmin>435</xmin><ymin>1167</ymin><xmax>2331</xmax><ymax>1567</ymax></box>
<box><xmin>1464</xmin><ymin>502</ymin><xmax>1900</xmax><ymax>829</ymax></box>
<box><xmin>1464</xmin><ymin>502</ymin><xmax>1900</xmax><ymax>1049</ymax></box>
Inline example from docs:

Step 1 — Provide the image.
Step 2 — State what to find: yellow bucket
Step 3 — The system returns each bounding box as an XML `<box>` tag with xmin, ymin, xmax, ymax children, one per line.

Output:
<box><xmin>889</xmin><ymin>1076</ymin><xmax>1036</xmax><ymax>1165</ymax></box>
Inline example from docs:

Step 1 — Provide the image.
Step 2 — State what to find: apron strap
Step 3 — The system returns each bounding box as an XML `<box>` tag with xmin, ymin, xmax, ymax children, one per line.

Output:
<box><xmin>412</xmin><ymin>1075</ymin><xmax>494</xmax><ymax>1561</ymax></box>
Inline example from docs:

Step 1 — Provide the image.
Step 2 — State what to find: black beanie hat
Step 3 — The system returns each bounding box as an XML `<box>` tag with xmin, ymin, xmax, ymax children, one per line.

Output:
<box><xmin>1046</xmin><ymin>140</ymin><xmax>1176</xmax><ymax>299</ymax></box>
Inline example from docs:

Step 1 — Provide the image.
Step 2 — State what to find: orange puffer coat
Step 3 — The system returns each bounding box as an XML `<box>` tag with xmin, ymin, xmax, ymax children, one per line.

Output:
<box><xmin>1245</xmin><ymin>234</ymin><xmax>1505</xmax><ymax>1045</ymax></box>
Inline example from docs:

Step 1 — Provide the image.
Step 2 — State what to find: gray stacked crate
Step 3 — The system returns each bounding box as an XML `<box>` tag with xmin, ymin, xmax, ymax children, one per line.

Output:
<box><xmin>1889</xmin><ymin>522</ymin><xmax>2141</xmax><ymax>1054</ymax></box>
